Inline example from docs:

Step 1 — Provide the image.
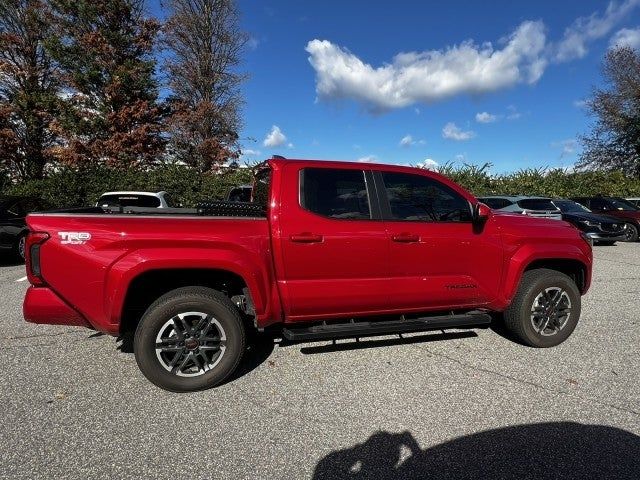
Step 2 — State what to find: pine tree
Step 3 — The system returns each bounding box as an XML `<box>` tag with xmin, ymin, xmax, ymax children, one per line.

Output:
<box><xmin>162</xmin><ymin>0</ymin><xmax>246</xmax><ymax>172</ymax></box>
<box><xmin>46</xmin><ymin>0</ymin><xmax>165</xmax><ymax>169</ymax></box>
<box><xmin>0</xmin><ymin>0</ymin><xmax>58</xmax><ymax>181</ymax></box>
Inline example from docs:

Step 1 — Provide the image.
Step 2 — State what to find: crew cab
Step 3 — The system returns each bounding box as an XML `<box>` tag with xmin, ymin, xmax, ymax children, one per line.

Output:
<box><xmin>23</xmin><ymin>158</ymin><xmax>593</xmax><ymax>392</ymax></box>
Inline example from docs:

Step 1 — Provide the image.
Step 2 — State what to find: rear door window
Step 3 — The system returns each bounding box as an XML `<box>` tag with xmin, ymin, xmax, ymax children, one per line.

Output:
<box><xmin>300</xmin><ymin>168</ymin><xmax>371</xmax><ymax>220</ymax></box>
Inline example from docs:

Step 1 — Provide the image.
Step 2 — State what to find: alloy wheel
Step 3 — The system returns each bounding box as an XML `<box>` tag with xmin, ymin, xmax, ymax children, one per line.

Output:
<box><xmin>530</xmin><ymin>287</ymin><xmax>572</xmax><ymax>336</ymax></box>
<box><xmin>155</xmin><ymin>311</ymin><xmax>226</xmax><ymax>377</ymax></box>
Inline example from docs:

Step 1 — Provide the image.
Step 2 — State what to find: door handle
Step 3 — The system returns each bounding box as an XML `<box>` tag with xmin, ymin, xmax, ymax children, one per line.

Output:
<box><xmin>392</xmin><ymin>233</ymin><xmax>420</xmax><ymax>243</ymax></box>
<box><xmin>290</xmin><ymin>233</ymin><xmax>324</xmax><ymax>243</ymax></box>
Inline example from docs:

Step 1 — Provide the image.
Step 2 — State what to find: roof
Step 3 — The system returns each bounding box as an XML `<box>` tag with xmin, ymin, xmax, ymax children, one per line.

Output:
<box><xmin>477</xmin><ymin>195</ymin><xmax>552</xmax><ymax>201</ymax></box>
<box><xmin>99</xmin><ymin>191</ymin><xmax>166</xmax><ymax>197</ymax></box>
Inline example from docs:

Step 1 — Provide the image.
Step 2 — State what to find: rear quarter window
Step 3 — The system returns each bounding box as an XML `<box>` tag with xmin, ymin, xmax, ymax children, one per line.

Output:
<box><xmin>300</xmin><ymin>168</ymin><xmax>371</xmax><ymax>220</ymax></box>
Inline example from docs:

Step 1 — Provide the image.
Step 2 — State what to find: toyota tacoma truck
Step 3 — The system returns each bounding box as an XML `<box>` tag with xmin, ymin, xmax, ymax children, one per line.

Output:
<box><xmin>23</xmin><ymin>158</ymin><xmax>593</xmax><ymax>392</ymax></box>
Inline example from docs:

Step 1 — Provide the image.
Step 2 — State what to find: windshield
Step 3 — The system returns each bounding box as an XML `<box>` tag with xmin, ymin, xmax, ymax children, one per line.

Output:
<box><xmin>552</xmin><ymin>200</ymin><xmax>591</xmax><ymax>213</ymax></box>
<box><xmin>609</xmin><ymin>197</ymin><xmax>639</xmax><ymax>211</ymax></box>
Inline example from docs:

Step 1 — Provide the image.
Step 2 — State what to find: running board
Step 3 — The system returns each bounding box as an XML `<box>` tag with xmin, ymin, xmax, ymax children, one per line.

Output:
<box><xmin>282</xmin><ymin>312</ymin><xmax>492</xmax><ymax>342</ymax></box>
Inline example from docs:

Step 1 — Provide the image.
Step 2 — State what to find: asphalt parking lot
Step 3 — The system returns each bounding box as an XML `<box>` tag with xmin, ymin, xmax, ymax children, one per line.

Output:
<box><xmin>1</xmin><ymin>245</ymin><xmax>640</xmax><ymax>479</ymax></box>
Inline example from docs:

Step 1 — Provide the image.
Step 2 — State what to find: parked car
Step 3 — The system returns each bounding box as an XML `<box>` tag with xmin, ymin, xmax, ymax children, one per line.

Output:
<box><xmin>23</xmin><ymin>158</ymin><xmax>593</xmax><ymax>392</ymax></box>
<box><xmin>625</xmin><ymin>197</ymin><xmax>640</xmax><ymax>209</ymax></box>
<box><xmin>0</xmin><ymin>196</ymin><xmax>51</xmax><ymax>260</ymax></box>
<box><xmin>96</xmin><ymin>191</ymin><xmax>174</xmax><ymax>209</ymax></box>
<box><xmin>551</xmin><ymin>199</ymin><xmax>627</xmax><ymax>245</ymax></box>
<box><xmin>226</xmin><ymin>184</ymin><xmax>252</xmax><ymax>202</ymax></box>
<box><xmin>571</xmin><ymin>196</ymin><xmax>640</xmax><ymax>242</ymax></box>
<box><xmin>477</xmin><ymin>196</ymin><xmax>562</xmax><ymax>220</ymax></box>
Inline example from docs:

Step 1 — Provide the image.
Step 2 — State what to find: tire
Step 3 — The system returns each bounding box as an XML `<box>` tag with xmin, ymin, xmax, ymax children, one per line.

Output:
<box><xmin>134</xmin><ymin>286</ymin><xmax>246</xmax><ymax>392</ymax></box>
<box><xmin>594</xmin><ymin>241</ymin><xmax>615</xmax><ymax>246</ymax></box>
<box><xmin>503</xmin><ymin>268</ymin><xmax>581</xmax><ymax>348</ymax></box>
<box><xmin>13</xmin><ymin>233</ymin><xmax>27</xmax><ymax>261</ymax></box>
<box><xmin>623</xmin><ymin>223</ymin><xmax>639</xmax><ymax>242</ymax></box>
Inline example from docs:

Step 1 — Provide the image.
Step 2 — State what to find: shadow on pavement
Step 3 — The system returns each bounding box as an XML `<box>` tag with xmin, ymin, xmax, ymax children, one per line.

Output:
<box><xmin>0</xmin><ymin>254</ymin><xmax>23</xmax><ymax>267</ymax></box>
<box><xmin>313</xmin><ymin>423</ymin><xmax>640</xmax><ymax>480</ymax></box>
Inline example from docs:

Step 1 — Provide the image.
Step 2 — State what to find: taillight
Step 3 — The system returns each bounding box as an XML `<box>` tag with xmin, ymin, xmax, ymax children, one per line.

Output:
<box><xmin>25</xmin><ymin>232</ymin><xmax>49</xmax><ymax>286</ymax></box>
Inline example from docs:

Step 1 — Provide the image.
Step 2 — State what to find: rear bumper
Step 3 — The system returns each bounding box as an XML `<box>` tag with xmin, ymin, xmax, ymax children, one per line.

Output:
<box><xmin>23</xmin><ymin>287</ymin><xmax>91</xmax><ymax>328</ymax></box>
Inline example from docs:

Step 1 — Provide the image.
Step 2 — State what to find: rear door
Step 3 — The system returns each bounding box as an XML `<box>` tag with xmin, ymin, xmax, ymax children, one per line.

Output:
<box><xmin>376</xmin><ymin>169</ymin><xmax>503</xmax><ymax>310</ymax></box>
<box><xmin>276</xmin><ymin>164</ymin><xmax>389</xmax><ymax>320</ymax></box>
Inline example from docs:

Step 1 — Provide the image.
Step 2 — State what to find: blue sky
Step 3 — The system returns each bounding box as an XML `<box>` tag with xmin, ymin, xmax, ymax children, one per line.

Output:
<box><xmin>148</xmin><ymin>1</ymin><xmax>640</xmax><ymax>173</ymax></box>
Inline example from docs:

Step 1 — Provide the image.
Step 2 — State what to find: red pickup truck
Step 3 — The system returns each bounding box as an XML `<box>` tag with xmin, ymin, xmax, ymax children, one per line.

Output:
<box><xmin>23</xmin><ymin>158</ymin><xmax>593</xmax><ymax>392</ymax></box>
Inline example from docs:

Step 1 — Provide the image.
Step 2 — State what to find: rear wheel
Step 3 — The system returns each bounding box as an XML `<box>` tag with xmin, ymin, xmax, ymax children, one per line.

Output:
<box><xmin>134</xmin><ymin>287</ymin><xmax>246</xmax><ymax>392</ymax></box>
<box><xmin>503</xmin><ymin>268</ymin><xmax>581</xmax><ymax>348</ymax></box>
<box><xmin>623</xmin><ymin>223</ymin><xmax>639</xmax><ymax>242</ymax></box>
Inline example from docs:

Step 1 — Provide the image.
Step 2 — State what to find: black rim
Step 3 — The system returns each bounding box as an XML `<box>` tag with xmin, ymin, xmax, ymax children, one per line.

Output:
<box><xmin>155</xmin><ymin>312</ymin><xmax>226</xmax><ymax>377</ymax></box>
<box><xmin>18</xmin><ymin>236</ymin><xmax>26</xmax><ymax>259</ymax></box>
<box><xmin>624</xmin><ymin>225</ymin><xmax>636</xmax><ymax>241</ymax></box>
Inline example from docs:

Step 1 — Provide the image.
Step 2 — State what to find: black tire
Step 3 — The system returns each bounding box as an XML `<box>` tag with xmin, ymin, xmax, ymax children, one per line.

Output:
<box><xmin>623</xmin><ymin>223</ymin><xmax>639</xmax><ymax>242</ymax></box>
<box><xmin>503</xmin><ymin>268</ymin><xmax>581</xmax><ymax>348</ymax></box>
<box><xmin>134</xmin><ymin>286</ymin><xmax>246</xmax><ymax>392</ymax></box>
<box><xmin>13</xmin><ymin>233</ymin><xmax>27</xmax><ymax>261</ymax></box>
<box><xmin>594</xmin><ymin>241</ymin><xmax>615</xmax><ymax>246</ymax></box>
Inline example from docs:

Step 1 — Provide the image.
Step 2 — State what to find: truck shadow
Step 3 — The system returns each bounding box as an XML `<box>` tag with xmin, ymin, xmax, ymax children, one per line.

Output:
<box><xmin>313</xmin><ymin>422</ymin><xmax>640</xmax><ymax>480</ymax></box>
<box><xmin>0</xmin><ymin>255</ymin><xmax>23</xmax><ymax>267</ymax></box>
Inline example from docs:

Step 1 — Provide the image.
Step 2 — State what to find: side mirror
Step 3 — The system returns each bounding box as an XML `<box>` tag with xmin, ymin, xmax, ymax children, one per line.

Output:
<box><xmin>472</xmin><ymin>202</ymin><xmax>491</xmax><ymax>228</ymax></box>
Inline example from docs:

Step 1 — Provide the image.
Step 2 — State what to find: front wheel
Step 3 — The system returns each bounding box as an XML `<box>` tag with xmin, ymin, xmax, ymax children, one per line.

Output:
<box><xmin>134</xmin><ymin>287</ymin><xmax>246</xmax><ymax>392</ymax></box>
<box><xmin>503</xmin><ymin>268</ymin><xmax>581</xmax><ymax>348</ymax></box>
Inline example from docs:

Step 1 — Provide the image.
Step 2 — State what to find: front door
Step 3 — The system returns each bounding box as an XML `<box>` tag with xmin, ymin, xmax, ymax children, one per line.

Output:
<box><xmin>376</xmin><ymin>170</ymin><xmax>503</xmax><ymax>311</ymax></box>
<box><xmin>277</xmin><ymin>165</ymin><xmax>389</xmax><ymax>321</ymax></box>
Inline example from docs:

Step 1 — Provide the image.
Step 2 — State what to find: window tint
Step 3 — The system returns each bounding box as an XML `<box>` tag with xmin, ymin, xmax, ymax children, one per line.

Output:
<box><xmin>480</xmin><ymin>198</ymin><xmax>512</xmax><ymax>209</ymax></box>
<box><xmin>516</xmin><ymin>199</ymin><xmax>557</xmax><ymax>211</ymax></box>
<box><xmin>301</xmin><ymin>168</ymin><xmax>371</xmax><ymax>220</ymax></box>
<box><xmin>99</xmin><ymin>194</ymin><xmax>161</xmax><ymax>208</ymax></box>
<box><xmin>382</xmin><ymin>172</ymin><xmax>471</xmax><ymax>222</ymax></box>
<box><xmin>589</xmin><ymin>198</ymin><xmax>610</xmax><ymax>211</ymax></box>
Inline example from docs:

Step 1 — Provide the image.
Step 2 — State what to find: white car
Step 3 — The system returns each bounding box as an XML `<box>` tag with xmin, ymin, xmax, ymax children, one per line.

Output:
<box><xmin>96</xmin><ymin>191</ymin><xmax>174</xmax><ymax>209</ymax></box>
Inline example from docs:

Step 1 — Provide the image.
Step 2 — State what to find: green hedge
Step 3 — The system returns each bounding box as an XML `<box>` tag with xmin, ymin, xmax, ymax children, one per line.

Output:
<box><xmin>2</xmin><ymin>163</ymin><xmax>640</xmax><ymax>208</ymax></box>
<box><xmin>1</xmin><ymin>165</ymin><xmax>253</xmax><ymax>208</ymax></box>
<box><xmin>437</xmin><ymin>163</ymin><xmax>640</xmax><ymax>197</ymax></box>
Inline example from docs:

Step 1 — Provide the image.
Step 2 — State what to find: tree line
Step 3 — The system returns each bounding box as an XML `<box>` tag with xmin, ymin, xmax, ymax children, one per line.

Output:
<box><xmin>0</xmin><ymin>0</ymin><xmax>245</xmax><ymax>183</ymax></box>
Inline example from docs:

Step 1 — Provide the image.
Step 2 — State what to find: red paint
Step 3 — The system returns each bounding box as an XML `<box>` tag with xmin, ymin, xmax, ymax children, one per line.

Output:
<box><xmin>23</xmin><ymin>158</ymin><xmax>593</xmax><ymax>335</ymax></box>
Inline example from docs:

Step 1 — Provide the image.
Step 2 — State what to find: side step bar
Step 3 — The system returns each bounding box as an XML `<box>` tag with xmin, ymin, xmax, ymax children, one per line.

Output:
<box><xmin>282</xmin><ymin>312</ymin><xmax>492</xmax><ymax>342</ymax></box>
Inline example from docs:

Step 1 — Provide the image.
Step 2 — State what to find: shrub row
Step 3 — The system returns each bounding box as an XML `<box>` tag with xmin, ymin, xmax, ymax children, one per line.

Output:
<box><xmin>2</xmin><ymin>163</ymin><xmax>640</xmax><ymax>208</ymax></box>
<box><xmin>1</xmin><ymin>165</ymin><xmax>254</xmax><ymax>208</ymax></box>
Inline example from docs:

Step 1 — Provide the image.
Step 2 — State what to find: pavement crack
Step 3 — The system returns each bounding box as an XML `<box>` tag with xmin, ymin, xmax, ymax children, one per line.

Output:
<box><xmin>414</xmin><ymin>345</ymin><xmax>640</xmax><ymax>417</ymax></box>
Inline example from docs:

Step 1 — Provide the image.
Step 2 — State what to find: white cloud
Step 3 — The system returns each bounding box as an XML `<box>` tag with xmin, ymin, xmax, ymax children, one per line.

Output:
<box><xmin>573</xmin><ymin>99</ymin><xmax>588</xmax><ymax>109</ymax></box>
<box><xmin>417</xmin><ymin>158</ymin><xmax>439</xmax><ymax>170</ymax></box>
<box><xmin>506</xmin><ymin>105</ymin><xmax>522</xmax><ymax>120</ymax></box>
<box><xmin>306</xmin><ymin>2</ymin><xmax>640</xmax><ymax>112</ymax></box>
<box><xmin>442</xmin><ymin>122</ymin><xmax>475</xmax><ymax>141</ymax></box>
<box><xmin>357</xmin><ymin>155</ymin><xmax>378</xmax><ymax>163</ymax></box>
<box><xmin>241</xmin><ymin>149</ymin><xmax>261</xmax><ymax>157</ymax></box>
<box><xmin>287</xmin><ymin>142</ymin><xmax>294</xmax><ymax>149</ymax></box>
<box><xmin>399</xmin><ymin>135</ymin><xmax>414</xmax><ymax>147</ymax></box>
<box><xmin>475</xmin><ymin>112</ymin><xmax>497</xmax><ymax>123</ymax></box>
<box><xmin>553</xmin><ymin>0</ymin><xmax>640</xmax><ymax>61</ymax></box>
<box><xmin>263</xmin><ymin>125</ymin><xmax>287</xmax><ymax>147</ymax></box>
<box><xmin>609</xmin><ymin>27</ymin><xmax>640</xmax><ymax>50</ymax></box>
<box><xmin>552</xmin><ymin>139</ymin><xmax>578</xmax><ymax>158</ymax></box>
<box><xmin>306</xmin><ymin>20</ymin><xmax>547</xmax><ymax>111</ymax></box>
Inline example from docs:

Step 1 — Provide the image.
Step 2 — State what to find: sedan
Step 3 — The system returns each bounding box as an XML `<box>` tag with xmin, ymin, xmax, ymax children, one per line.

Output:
<box><xmin>552</xmin><ymin>199</ymin><xmax>627</xmax><ymax>245</ymax></box>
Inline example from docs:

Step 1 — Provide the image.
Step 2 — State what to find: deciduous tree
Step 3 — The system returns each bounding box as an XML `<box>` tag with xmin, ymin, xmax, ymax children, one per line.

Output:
<box><xmin>578</xmin><ymin>47</ymin><xmax>640</xmax><ymax>177</ymax></box>
<box><xmin>162</xmin><ymin>0</ymin><xmax>246</xmax><ymax>172</ymax></box>
<box><xmin>0</xmin><ymin>0</ymin><xmax>58</xmax><ymax>181</ymax></box>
